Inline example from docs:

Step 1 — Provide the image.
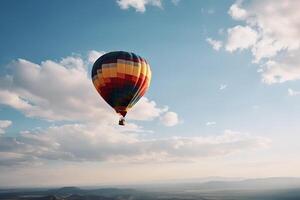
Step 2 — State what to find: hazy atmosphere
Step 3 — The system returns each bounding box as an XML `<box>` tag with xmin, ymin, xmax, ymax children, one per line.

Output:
<box><xmin>1</xmin><ymin>0</ymin><xmax>300</xmax><ymax>189</ymax></box>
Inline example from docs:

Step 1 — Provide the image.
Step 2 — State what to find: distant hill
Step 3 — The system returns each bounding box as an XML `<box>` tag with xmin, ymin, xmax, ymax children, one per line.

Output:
<box><xmin>65</xmin><ymin>194</ymin><xmax>115</xmax><ymax>200</ymax></box>
<box><xmin>47</xmin><ymin>187</ymin><xmax>83</xmax><ymax>196</ymax></box>
<box><xmin>185</xmin><ymin>177</ymin><xmax>300</xmax><ymax>191</ymax></box>
<box><xmin>1</xmin><ymin>177</ymin><xmax>300</xmax><ymax>200</ymax></box>
<box><xmin>135</xmin><ymin>177</ymin><xmax>300</xmax><ymax>193</ymax></box>
<box><xmin>0</xmin><ymin>186</ymin><xmax>139</xmax><ymax>200</ymax></box>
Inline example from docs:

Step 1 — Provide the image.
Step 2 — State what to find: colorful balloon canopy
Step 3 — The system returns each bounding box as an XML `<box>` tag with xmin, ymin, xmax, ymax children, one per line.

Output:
<box><xmin>91</xmin><ymin>51</ymin><xmax>152</xmax><ymax>124</ymax></box>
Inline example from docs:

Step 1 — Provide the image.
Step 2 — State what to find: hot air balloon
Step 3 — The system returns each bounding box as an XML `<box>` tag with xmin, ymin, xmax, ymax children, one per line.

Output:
<box><xmin>91</xmin><ymin>51</ymin><xmax>152</xmax><ymax>125</ymax></box>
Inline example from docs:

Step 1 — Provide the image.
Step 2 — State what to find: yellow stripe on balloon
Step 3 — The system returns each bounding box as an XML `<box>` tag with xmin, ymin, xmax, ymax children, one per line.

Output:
<box><xmin>140</xmin><ymin>62</ymin><xmax>147</xmax><ymax>76</ymax></box>
<box><xmin>117</xmin><ymin>62</ymin><xmax>126</xmax><ymax>74</ymax></box>
<box><xmin>102</xmin><ymin>68</ymin><xmax>110</xmax><ymax>78</ymax></box>
<box><xmin>125</xmin><ymin>63</ymin><xmax>134</xmax><ymax>76</ymax></box>
<box><xmin>109</xmin><ymin>66</ymin><xmax>117</xmax><ymax>77</ymax></box>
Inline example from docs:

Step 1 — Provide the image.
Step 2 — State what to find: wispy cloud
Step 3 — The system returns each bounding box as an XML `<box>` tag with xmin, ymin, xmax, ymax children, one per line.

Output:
<box><xmin>171</xmin><ymin>0</ymin><xmax>180</xmax><ymax>6</ymax></box>
<box><xmin>117</xmin><ymin>0</ymin><xmax>162</xmax><ymax>12</ymax></box>
<box><xmin>207</xmin><ymin>8</ymin><xmax>215</xmax><ymax>14</ymax></box>
<box><xmin>0</xmin><ymin>120</ymin><xmax>12</xmax><ymax>134</ymax></box>
<box><xmin>219</xmin><ymin>84</ymin><xmax>227</xmax><ymax>90</ymax></box>
<box><xmin>288</xmin><ymin>88</ymin><xmax>300</xmax><ymax>96</ymax></box>
<box><xmin>206</xmin><ymin>121</ymin><xmax>216</xmax><ymax>126</ymax></box>
<box><xmin>0</xmin><ymin>127</ymin><xmax>270</xmax><ymax>166</ymax></box>
<box><xmin>206</xmin><ymin>38</ymin><xmax>223</xmax><ymax>51</ymax></box>
<box><xmin>201</xmin><ymin>8</ymin><xmax>215</xmax><ymax>15</ymax></box>
<box><xmin>87</xmin><ymin>50</ymin><xmax>105</xmax><ymax>63</ymax></box>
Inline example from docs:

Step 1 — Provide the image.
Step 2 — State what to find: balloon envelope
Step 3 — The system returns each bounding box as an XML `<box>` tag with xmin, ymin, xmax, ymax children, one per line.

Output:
<box><xmin>91</xmin><ymin>51</ymin><xmax>151</xmax><ymax>117</ymax></box>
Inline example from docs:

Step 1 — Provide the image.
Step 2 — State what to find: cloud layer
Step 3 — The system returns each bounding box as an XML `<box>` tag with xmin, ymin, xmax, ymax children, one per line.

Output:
<box><xmin>0</xmin><ymin>51</ymin><xmax>269</xmax><ymax>167</ymax></box>
<box><xmin>0</xmin><ymin>126</ymin><xmax>270</xmax><ymax>166</ymax></box>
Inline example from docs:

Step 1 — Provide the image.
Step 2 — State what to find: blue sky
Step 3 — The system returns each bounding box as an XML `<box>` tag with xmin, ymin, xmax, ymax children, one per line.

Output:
<box><xmin>1</xmin><ymin>0</ymin><xmax>300</xmax><ymax>187</ymax></box>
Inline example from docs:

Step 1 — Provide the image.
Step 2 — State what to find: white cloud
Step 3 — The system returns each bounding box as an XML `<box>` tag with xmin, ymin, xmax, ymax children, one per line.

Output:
<box><xmin>0</xmin><ymin>90</ymin><xmax>33</xmax><ymax>111</ymax></box>
<box><xmin>223</xmin><ymin>0</ymin><xmax>300</xmax><ymax>84</ymax></box>
<box><xmin>0</xmin><ymin>120</ymin><xmax>12</xmax><ymax>134</ymax></box>
<box><xmin>160</xmin><ymin>111</ymin><xmax>179</xmax><ymax>127</ymax></box>
<box><xmin>206</xmin><ymin>38</ymin><xmax>223</xmax><ymax>51</ymax></box>
<box><xmin>0</xmin><ymin>152</ymin><xmax>36</xmax><ymax>166</ymax></box>
<box><xmin>0</xmin><ymin>126</ymin><xmax>270</xmax><ymax>165</ymax></box>
<box><xmin>0</xmin><ymin>54</ymin><xmax>174</xmax><ymax>124</ymax></box>
<box><xmin>117</xmin><ymin>0</ymin><xmax>162</xmax><ymax>12</ymax></box>
<box><xmin>87</xmin><ymin>50</ymin><xmax>105</xmax><ymax>63</ymax></box>
<box><xmin>226</xmin><ymin>25</ymin><xmax>258</xmax><ymax>52</ymax></box>
<box><xmin>219</xmin><ymin>84</ymin><xmax>227</xmax><ymax>90</ymax></box>
<box><xmin>260</xmin><ymin>52</ymin><xmax>300</xmax><ymax>84</ymax></box>
<box><xmin>128</xmin><ymin>98</ymin><xmax>168</xmax><ymax>121</ymax></box>
<box><xmin>0</xmin><ymin>57</ymin><xmax>113</xmax><ymax>122</ymax></box>
<box><xmin>206</xmin><ymin>121</ymin><xmax>216</xmax><ymax>126</ymax></box>
<box><xmin>228</xmin><ymin>2</ymin><xmax>247</xmax><ymax>20</ymax></box>
<box><xmin>250</xmin><ymin>1</ymin><xmax>300</xmax><ymax>53</ymax></box>
<box><xmin>288</xmin><ymin>88</ymin><xmax>300</xmax><ymax>96</ymax></box>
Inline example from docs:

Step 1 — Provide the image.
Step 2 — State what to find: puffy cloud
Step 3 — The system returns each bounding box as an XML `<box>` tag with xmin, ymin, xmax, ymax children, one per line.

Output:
<box><xmin>206</xmin><ymin>38</ymin><xmax>223</xmax><ymax>51</ymax></box>
<box><xmin>288</xmin><ymin>88</ymin><xmax>300</xmax><ymax>96</ymax></box>
<box><xmin>160</xmin><ymin>111</ymin><xmax>179</xmax><ymax>127</ymax></box>
<box><xmin>222</xmin><ymin>0</ymin><xmax>300</xmax><ymax>84</ymax></box>
<box><xmin>0</xmin><ymin>125</ymin><xmax>270</xmax><ymax>166</ymax></box>
<box><xmin>250</xmin><ymin>36</ymin><xmax>285</xmax><ymax>63</ymax></box>
<box><xmin>0</xmin><ymin>120</ymin><xmax>12</xmax><ymax>134</ymax></box>
<box><xmin>127</xmin><ymin>97</ymin><xmax>168</xmax><ymax>121</ymax></box>
<box><xmin>225</xmin><ymin>25</ymin><xmax>258</xmax><ymax>52</ymax></box>
<box><xmin>250</xmin><ymin>1</ymin><xmax>300</xmax><ymax>54</ymax></box>
<box><xmin>228</xmin><ymin>2</ymin><xmax>248</xmax><ymax>20</ymax></box>
<box><xmin>0</xmin><ymin>57</ymin><xmax>113</xmax><ymax>122</ymax></box>
<box><xmin>261</xmin><ymin>52</ymin><xmax>300</xmax><ymax>84</ymax></box>
<box><xmin>0</xmin><ymin>54</ymin><xmax>175</xmax><ymax>124</ymax></box>
<box><xmin>0</xmin><ymin>90</ymin><xmax>32</xmax><ymax>111</ymax></box>
<box><xmin>117</xmin><ymin>0</ymin><xmax>162</xmax><ymax>12</ymax></box>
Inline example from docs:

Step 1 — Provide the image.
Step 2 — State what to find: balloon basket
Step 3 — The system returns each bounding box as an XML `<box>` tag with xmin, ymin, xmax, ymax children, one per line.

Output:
<box><xmin>119</xmin><ymin>117</ymin><xmax>125</xmax><ymax>126</ymax></box>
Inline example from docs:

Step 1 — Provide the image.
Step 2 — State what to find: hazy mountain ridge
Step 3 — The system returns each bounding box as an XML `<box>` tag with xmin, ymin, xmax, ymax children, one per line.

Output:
<box><xmin>188</xmin><ymin>177</ymin><xmax>300</xmax><ymax>191</ymax></box>
<box><xmin>1</xmin><ymin>177</ymin><xmax>300</xmax><ymax>200</ymax></box>
<box><xmin>0</xmin><ymin>186</ymin><xmax>144</xmax><ymax>200</ymax></box>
